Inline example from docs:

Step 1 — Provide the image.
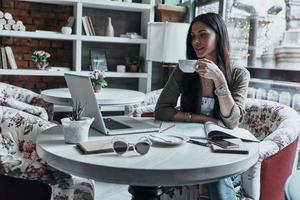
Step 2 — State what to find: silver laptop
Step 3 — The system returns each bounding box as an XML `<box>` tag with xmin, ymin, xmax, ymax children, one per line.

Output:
<box><xmin>64</xmin><ymin>73</ymin><xmax>159</xmax><ymax>135</ymax></box>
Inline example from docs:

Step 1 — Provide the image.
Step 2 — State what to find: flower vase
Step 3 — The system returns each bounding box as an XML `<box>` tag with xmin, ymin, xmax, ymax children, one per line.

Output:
<box><xmin>93</xmin><ymin>85</ymin><xmax>102</xmax><ymax>93</ymax></box>
<box><xmin>36</xmin><ymin>62</ymin><xmax>48</xmax><ymax>70</ymax></box>
<box><xmin>105</xmin><ymin>17</ymin><xmax>114</xmax><ymax>37</ymax></box>
<box><xmin>130</xmin><ymin>64</ymin><xmax>138</xmax><ymax>72</ymax></box>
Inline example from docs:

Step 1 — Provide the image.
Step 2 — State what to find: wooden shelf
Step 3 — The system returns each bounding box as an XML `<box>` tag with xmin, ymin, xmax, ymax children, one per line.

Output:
<box><xmin>250</xmin><ymin>78</ymin><xmax>300</xmax><ymax>88</ymax></box>
<box><xmin>0</xmin><ymin>69</ymin><xmax>148</xmax><ymax>78</ymax></box>
<box><xmin>81</xmin><ymin>71</ymin><xmax>148</xmax><ymax>78</ymax></box>
<box><xmin>0</xmin><ymin>31</ymin><xmax>148</xmax><ymax>44</ymax></box>
<box><xmin>18</xmin><ymin>0</ymin><xmax>152</xmax><ymax>12</ymax></box>
<box><xmin>247</xmin><ymin>67</ymin><xmax>300</xmax><ymax>72</ymax></box>
<box><xmin>81</xmin><ymin>35</ymin><xmax>147</xmax><ymax>44</ymax></box>
<box><xmin>81</xmin><ymin>0</ymin><xmax>152</xmax><ymax>12</ymax></box>
<box><xmin>0</xmin><ymin>69</ymin><xmax>66</xmax><ymax>76</ymax></box>
<box><xmin>0</xmin><ymin>30</ymin><xmax>79</xmax><ymax>41</ymax></box>
<box><xmin>247</xmin><ymin>67</ymin><xmax>300</xmax><ymax>82</ymax></box>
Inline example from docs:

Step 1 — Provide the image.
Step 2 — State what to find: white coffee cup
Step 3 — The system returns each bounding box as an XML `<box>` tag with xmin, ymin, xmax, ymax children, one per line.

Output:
<box><xmin>61</xmin><ymin>26</ymin><xmax>72</xmax><ymax>35</ymax></box>
<box><xmin>178</xmin><ymin>60</ymin><xmax>198</xmax><ymax>73</ymax></box>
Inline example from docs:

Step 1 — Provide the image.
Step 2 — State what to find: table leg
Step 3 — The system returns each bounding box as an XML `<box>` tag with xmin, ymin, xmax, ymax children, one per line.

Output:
<box><xmin>128</xmin><ymin>185</ymin><xmax>163</xmax><ymax>200</ymax></box>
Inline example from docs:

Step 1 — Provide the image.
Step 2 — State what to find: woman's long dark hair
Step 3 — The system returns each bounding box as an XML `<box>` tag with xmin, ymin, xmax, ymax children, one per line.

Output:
<box><xmin>181</xmin><ymin>13</ymin><xmax>232</xmax><ymax>115</ymax></box>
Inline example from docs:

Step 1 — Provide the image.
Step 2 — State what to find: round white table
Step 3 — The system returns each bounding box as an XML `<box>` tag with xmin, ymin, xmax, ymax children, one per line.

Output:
<box><xmin>37</xmin><ymin>123</ymin><xmax>259</xmax><ymax>200</ymax></box>
<box><xmin>41</xmin><ymin>88</ymin><xmax>145</xmax><ymax>106</ymax></box>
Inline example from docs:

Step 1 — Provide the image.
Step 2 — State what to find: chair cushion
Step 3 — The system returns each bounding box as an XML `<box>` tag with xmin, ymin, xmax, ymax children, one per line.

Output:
<box><xmin>240</xmin><ymin>99</ymin><xmax>285</xmax><ymax>140</ymax></box>
<box><xmin>125</xmin><ymin>89</ymin><xmax>163</xmax><ymax>117</ymax></box>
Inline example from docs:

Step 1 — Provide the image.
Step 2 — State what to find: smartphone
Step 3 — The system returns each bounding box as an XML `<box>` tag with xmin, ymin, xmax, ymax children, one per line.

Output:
<box><xmin>210</xmin><ymin>138</ymin><xmax>239</xmax><ymax>149</ymax></box>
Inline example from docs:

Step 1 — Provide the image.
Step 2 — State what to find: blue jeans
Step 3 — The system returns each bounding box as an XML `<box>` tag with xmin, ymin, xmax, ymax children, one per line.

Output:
<box><xmin>207</xmin><ymin>178</ymin><xmax>237</xmax><ymax>200</ymax></box>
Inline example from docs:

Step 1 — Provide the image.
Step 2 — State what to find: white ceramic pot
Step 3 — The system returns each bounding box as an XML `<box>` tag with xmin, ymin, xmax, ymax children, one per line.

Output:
<box><xmin>61</xmin><ymin>117</ymin><xmax>94</xmax><ymax>144</ymax></box>
<box><xmin>61</xmin><ymin>26</ymin><xmax>72</xmax><ymax>35</ymax></box>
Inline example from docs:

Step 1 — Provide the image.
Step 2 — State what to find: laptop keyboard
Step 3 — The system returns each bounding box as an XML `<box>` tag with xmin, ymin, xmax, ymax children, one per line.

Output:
<box><xmin>103</xmin><ymin>118</ymin><xmax>131</xmax><ymax>130</ymax></box>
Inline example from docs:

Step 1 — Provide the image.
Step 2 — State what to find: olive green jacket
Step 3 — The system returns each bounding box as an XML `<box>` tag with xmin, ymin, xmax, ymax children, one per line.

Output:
<box><xmin>154</xmin><ymin>66</ymin><xmax>250</xmax><ymax>129</ymax></box>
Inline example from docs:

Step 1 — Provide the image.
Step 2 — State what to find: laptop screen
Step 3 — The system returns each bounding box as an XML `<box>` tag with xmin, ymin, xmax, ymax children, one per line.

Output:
<box><xmin>64</xmin><ymin>73</ymin><xmax>108</xmax><ymax>133</ymax></box>
<box><xmin>64</xmin><ymin>73</ymin><xmax>160</xmax><ymax>135</ymax></box>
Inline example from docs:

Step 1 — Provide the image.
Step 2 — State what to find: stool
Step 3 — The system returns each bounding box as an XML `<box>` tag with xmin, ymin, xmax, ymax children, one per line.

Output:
<box><xmin>285</xmin><ymin>170</ymin><xmax>300</xmax><ymax>200</ymax></box>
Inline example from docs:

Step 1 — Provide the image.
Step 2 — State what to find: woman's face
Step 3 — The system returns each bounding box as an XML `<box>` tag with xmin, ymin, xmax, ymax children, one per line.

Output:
<box><xmin>191</xmin><ymin>21</ymin><xmax>217</xmax><ymax>61</ymax></box>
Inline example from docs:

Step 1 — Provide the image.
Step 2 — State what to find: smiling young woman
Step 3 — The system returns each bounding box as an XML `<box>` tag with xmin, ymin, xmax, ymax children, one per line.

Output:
<box><xmin>155</xmin><ymin>13</ymin><xmax>250</xmax><ymax>200</ymax></box>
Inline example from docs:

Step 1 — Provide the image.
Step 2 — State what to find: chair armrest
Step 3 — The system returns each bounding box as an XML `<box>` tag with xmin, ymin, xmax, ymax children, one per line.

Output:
<box><xmin>0</xmin><ymin>106</ymin><xmax>55</xmax><ymax>145</ymax></box>
<box><xmin>260</xmin><ymin>125</ymin><xmax>299</xmax><ymax>160</ymax></box>
<box><xmin>0</xmin><ymin>96</ymin><xmax>48</xmax><ymax>120</ymax></box>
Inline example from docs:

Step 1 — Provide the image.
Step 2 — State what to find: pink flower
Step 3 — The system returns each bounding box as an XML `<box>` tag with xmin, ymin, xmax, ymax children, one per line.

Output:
<box><xmin>88</xmin><ymin>69</ymin><xmax>108</xmax><ymax>88</ymax></box>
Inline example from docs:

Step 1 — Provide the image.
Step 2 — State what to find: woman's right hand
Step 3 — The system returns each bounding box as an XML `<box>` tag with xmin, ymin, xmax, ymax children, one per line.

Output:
<box><xmin>195</xmin><ymin>58</ymin><xmax>226</xmax><ymax>87</ymax></box>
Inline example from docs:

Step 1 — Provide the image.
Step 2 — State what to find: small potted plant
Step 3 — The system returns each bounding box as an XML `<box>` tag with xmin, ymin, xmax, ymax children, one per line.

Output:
<box><xmin>88</xmin><ymin>69</ymin><xmax>108</xmax><ymax>93</ymax></box>
<box><xmin>61</xmin><ymin>101</ymin><xmax>94</xmax><ymax>144</ymax></box>
<box><xmin>125</xmin><ymin>56</ymin><xmax>143</xmax><ymax>72</ymax></box>
<box><xmin>32</xmin><ymin>50</ymin><xmax>51</xmax><ymax>70</ymax></box>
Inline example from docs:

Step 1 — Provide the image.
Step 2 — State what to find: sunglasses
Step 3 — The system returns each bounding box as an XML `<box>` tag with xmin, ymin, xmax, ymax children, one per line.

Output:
<box><xmin>112</xmin><ymin>136</ymin><xmax>152</xmax><ymax>155</ymax></box>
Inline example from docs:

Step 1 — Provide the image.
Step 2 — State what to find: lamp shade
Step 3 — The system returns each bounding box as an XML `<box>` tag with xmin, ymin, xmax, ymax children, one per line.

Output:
<box><xmin>147</xmin><ymin>22</ymin><xmax>190</xmax><ymax>63</ymax></box>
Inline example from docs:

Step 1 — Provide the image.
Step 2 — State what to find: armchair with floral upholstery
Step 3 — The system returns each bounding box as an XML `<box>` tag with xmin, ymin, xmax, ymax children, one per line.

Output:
<box><xmin>238</xmin><ymin>99</ymin><xmax>300</xmax><ymax>200</ymax></box>
<box><xmin>0</xmin><ymin>105</ymin><xmax>95</xmax><ymax>200</ymax></box>
<box><xmin>0</xmin><ymin>82</ymin><xmax>95</xmax><ymax>200</ymax></box>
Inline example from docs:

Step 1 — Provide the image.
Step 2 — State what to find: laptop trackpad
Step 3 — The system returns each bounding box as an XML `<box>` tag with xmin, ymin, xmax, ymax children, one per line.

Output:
<box><xmin>103</xmin><ymin>118</ymin><xmax>131</xmax><ymax>130</ymax></box>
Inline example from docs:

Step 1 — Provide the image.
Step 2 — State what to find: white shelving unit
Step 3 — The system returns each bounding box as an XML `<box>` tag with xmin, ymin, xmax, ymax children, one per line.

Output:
<box><xmin>0</xmin><ymin>0</ymin><xmax>155</xmax><ymax>92</ymax></box>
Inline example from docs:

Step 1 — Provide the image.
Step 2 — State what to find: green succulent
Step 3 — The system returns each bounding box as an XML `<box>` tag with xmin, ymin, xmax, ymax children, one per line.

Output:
<box><xmin>70</xmin><ymin>101</ymin><xmax>85</xmax><ymax>121</ymax></box>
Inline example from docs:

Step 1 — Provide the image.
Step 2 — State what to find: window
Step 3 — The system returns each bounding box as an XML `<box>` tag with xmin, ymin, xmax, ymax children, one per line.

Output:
<box><xmin>194</xmin><ymin>0</ymin><xmax>299</xmax><ymax>70</ymax></box>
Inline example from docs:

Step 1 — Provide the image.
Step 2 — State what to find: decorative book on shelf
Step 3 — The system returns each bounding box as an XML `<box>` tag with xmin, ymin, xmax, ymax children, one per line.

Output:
<box><xmin>87</xmin><ymin>16</ymin><xmax>95</xmax><ymax>36</ymax></box>
<box><xmin>0</xmin><ymin>50</ymin><xmax>2</xmax><ymax>69</ymax></box>
<box><xmin>82</xmin><ymin>16</ymin><xmax>90</xmax><ymax>35</ymax></box>
<box><xmin>82</xmin><ymin>16</ymin><xmax>95</xmax><ymax>36</ymax></box>
<box><xmin>4</xmin><ymin>46</ymin><xmax>17</xmax><ymax>69</ymax></box>
<box><xmin>0</xmin><ymin>47</ymin><xmax>8</xmax><ymax>69</ymax></box>
<box><xmin>90</xmin><ymin>49</ymin><xmax>108</xmax><ymax>71</ymax></box>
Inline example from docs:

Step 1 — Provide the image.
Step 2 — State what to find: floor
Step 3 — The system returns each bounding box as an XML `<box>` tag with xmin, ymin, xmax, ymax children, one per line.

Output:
<box><xmin>95</xmin><ymin>182</ymin><xmax>130</xmax><ymax>200</ymax></box>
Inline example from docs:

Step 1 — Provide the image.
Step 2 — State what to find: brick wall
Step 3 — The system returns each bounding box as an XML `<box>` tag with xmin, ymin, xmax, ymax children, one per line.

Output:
<box><xmin>0</xmin><ymin>0</ymin><xmax>73</xmax><ymax>92</ymax></box>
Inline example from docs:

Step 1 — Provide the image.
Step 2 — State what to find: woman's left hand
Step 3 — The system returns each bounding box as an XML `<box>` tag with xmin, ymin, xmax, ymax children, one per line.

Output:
<box><xmin>196</xmin><ymin>58</ymin><xmax>225</xmax><ymax>85</ymax></box>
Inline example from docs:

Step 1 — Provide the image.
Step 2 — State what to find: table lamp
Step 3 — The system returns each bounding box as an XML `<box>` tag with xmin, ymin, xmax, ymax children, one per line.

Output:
<box><xmin>147</xmin><ymin>22</ymin><xmax>190</xmax><ymax>64</ymax></box>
